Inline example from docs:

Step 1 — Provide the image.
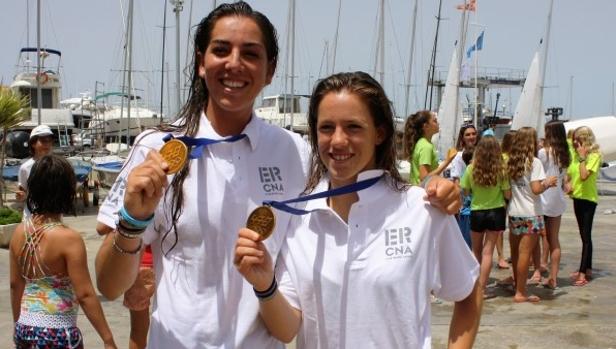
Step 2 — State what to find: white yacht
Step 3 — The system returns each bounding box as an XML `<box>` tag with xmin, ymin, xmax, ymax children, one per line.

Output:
<box><xmin>255</xmin><ymin>94</ymin><xmax>309</xmax><ymax>133</ymax></box>
<box><xmin>8</xmin><ymin>48</ymin><xmax>75</xmax><ymax>157</ymax></box>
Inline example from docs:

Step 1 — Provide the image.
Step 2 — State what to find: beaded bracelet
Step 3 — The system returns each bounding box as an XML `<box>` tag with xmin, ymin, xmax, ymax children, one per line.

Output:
<box><xmin>116</xmin><ymin>225</ymin><xmax>144</xmax><ymax>240</ymax></box>
<box><xmin>119</xmin><ymin>206</ymin><xmax>154</xmax><ymax>230</ymax></box>
<box><xmin>112</xmin><ymin>234</ymin><xmax>143</xmax><ymax>255</ymax></box>
<box><xmin>254</xmin><ymin>276</ymin><xmax>278</xmax><ymax>301</ymax></box>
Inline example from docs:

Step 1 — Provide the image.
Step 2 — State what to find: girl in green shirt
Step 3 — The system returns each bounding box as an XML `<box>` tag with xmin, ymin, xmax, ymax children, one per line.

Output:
<box><xmin>403</xmin><ymin>110</ymin><xmax>456</xmax><ymax>185</ymax></box>
<box><xmin>568</xmin><ymin>126</ymin><xmax>602</xmax><ymax>286</ymax></box>
<box><xmin>461</xmin><ymin>136</ymin><xmax>511</xmax><ymax>298</ymax></box>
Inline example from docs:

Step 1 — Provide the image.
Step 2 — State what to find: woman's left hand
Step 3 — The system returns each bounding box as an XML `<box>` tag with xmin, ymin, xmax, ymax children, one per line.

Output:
<box><xmin>424</xmin><ymin>177</ymin><xmax>461</xmax><ymax>215</ymax></box>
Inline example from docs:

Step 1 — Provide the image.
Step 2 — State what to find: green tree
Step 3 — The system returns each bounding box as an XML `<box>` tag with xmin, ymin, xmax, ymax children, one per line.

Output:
<box><xmin>0</xmin><ymin>87</ymin><xmax>30</xmax><ymax>207</ymax></box>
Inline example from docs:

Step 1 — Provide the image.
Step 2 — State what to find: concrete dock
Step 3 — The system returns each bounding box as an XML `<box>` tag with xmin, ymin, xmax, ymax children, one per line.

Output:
<box><xmin>1</xmin><ymin>182</ymin><xmax>615</xmax><ymax>348</ymax></box>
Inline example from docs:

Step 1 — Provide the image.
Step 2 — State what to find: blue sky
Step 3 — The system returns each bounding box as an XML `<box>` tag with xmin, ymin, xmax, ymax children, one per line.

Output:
<box><xmin>1</xmin><ymin>0</ymin><xmax>615</xmax><ymax>120</ymax></box>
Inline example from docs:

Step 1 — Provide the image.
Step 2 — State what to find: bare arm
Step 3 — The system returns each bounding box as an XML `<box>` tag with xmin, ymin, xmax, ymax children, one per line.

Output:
<box><xmin>579</xmin><ymin>161</ymin><xmax>591</xmax><ymax>181</ymax></box>
<box><xmin>95</xmin><ymin>231</ymin><xmax>142</xmax><ymax>300</ymax></box>
<box><xmin>531</xmin><ymin>176</ymin><xmax>557</xmax><ymax>195</ymax></box>
<box><xmin>9</xmin><ymin>234</ymin><xmax>25</xmax><ymax>322</ymax></box>
<box><xmin>96</xmin><ymin>150</ymin><xmax>168</xmax><ymax>300</ymax></box>
<box><xmin>448</xmin><ymin>281</ymin><xmax>483</xmax><ymax>349</ymax></box>
<box><xmin>235</xmin><ymin>228</ymin><xmax>302</xmax><ymax>342</ymax></box>
<box><xmin>64</xmin><ymin>230</ymin><xmax>116</xmax><ymax>348</ymax></box>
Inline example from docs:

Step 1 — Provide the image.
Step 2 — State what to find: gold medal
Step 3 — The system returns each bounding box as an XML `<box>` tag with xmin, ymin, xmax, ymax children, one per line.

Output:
<box><xmin>159</xmin><ymin>139</ymin><xmax>188</xmax><ymax>174</ymax></box>
<box><xmin>246</xmin><ymin>205</ymin><xmax>276</xmax><ymax>240</ymax></box>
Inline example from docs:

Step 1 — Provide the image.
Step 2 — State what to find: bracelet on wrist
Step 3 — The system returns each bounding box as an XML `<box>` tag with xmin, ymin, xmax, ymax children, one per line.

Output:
<box><xmin>116</xmin><ymin>225</ymin><xmax>144</xmax><ymax>239</ymax></box>
<box><xmin>112</xmin><ymin>234</ymin><xmax>143</xmax><ymax>255</ymax></box>
<box><xmin>420</xmin><ymin>175</ymin><xmax>434</xmax><ymax>189</ymax></box>
<box><xmin>254</xmin><ymin>276</ymin><xmax>278</xmax><ymax>301</ymax></box>
<box><xmin>119</xmin><ymin>206</ymin><xmax>154</xmax><ymax>230</ymax></box>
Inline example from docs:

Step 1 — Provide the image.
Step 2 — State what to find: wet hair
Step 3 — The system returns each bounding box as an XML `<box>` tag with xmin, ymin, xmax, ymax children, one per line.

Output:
<box><xmin>26</xmin><ymin>154</ymin><xmax>76</xmax><ymax>215</ymax></box>
<box><xmin>500</xmin><ymin>129</ymin><xmax>516</xmax><ymax>155</ymax></box>
<box><xmin>543</xmin><ymin>120</ymin><xmax>570</xmax><ymax>170</ymax></box>
<box><xmin>455</xmin><ymin>124</ymin><xmax>478</xmax><ymax>150</ymax></box>
<box><xmin>507</xmin><ymin>127</ymin><xmax>537</xmax><ymax>181</ymax></box>
<box><xmin>402</xmin><ymin>110</ymin><xmax>433</xmax><ymax>161</ymax></box>
<box><xmin>145</xmin><ymin>2</ymin><xmax>279</xmax><ymax>254</ymax></box>
<box><xmin>573</xmin><ymin>126</ymin><xmax>600</xmax><ymax>153</ymax></box>
<box><xmin>472</xmin><ymin>136</ymin><xmax>504</xmax><ymax>187</ymax></box>
<box><xmin>304</xmin><ymin>71</ymin><xmax>407</xmax><ymax>193</ymax></box>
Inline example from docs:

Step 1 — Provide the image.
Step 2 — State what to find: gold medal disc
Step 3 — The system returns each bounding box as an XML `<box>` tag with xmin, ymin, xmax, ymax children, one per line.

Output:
<box><xmin>246</xmin><ymin>206</ymin><xmax>276</xmax><ymax>240</ymax></box>
<box><xmin>159</xmin><ymin>139</ymin><xmax>188</xmax><ymax>174</ymax></box>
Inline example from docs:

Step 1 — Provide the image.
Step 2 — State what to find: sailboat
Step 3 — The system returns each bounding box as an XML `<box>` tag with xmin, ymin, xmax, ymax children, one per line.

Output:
<box><xmin>435</xmin><ymin>44</ymin><xmax>462</xmax><ymax>158</ymax></box>
<box><xmin>511</xmin><ymin>0</ymin><xmax>553</xmax><ymax>138</ymax></box>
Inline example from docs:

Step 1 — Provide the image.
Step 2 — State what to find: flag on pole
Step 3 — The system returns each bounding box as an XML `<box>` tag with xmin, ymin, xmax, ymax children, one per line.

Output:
<box><xmin>456</xmin><ymin>0</ymin><xmax>477</xmax><ymax>11</ymax></box>
<box><xmin>466</xmin><ymin>31</ymin><xmax>484</xmax><ymax>58</ymax></box>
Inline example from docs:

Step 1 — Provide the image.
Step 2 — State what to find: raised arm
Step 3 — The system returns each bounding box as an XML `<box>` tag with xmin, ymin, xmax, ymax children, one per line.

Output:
<box><xmin>234</xmin><ymin>228</ymin><xmax>302</xmax><ymax>343</ymax></box>
<box><xmin>95</xmin><ymin>150</ymin><xmax>168</xmax><ymax>300</ymax></box>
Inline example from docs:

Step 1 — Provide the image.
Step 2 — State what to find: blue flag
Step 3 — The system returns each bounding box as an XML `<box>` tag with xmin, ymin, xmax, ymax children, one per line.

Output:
<box><xmin>466</xmin><ymin>31</ymin><xmax>484</xmax><ymax>58</ymax></box>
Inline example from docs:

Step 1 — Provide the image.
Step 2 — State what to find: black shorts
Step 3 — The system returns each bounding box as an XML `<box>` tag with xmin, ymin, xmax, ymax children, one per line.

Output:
<box><xmin>470</xmin><ymin>207</ymin><xmax>506</xmax><ymax>232</ymax></box>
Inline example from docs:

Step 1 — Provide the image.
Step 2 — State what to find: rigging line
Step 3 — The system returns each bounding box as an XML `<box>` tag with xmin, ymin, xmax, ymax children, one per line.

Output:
<box><xmin>386</xmin><ymin>0</ymin><xmax>406</xmax><ymax>81</ymax></box>
<box><xmin>331</xmin><ymin>0</ymin><xmax>342</xmax><ymax>74</ymax></box>
<box><xmin>425</xmin><ymin>0</ymin><xmax>443</xmax><ymax>110</ymax></box>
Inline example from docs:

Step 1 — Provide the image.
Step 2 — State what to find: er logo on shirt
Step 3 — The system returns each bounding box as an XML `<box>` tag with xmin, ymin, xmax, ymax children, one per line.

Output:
<box><xmin>384</xmin><ymin>227</ymin><xmax>413</xmax><ymax>259</ymax></box>
<box><xmin>259</xmin><ymin>166</ymin><xmax>284</xmax><ymax>194</ymax></box>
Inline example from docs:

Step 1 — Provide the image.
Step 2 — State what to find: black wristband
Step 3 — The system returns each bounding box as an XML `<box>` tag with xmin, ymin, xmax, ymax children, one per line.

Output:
<box><xmin>253</xmin><ymin>276</ymin><xmax>277</xmax><ymax>300</ymax></box>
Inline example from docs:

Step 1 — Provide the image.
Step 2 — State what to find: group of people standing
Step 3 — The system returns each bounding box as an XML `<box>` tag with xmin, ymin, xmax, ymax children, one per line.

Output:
<box><xmin>7</xmin><ymin>1</ymin><xmax>602</xmax><ymax>349</ymax></box>
<box><xmin>403</xmin><ymin>111</ymin><xmax>601</xmax><ymax>303</ymax></box>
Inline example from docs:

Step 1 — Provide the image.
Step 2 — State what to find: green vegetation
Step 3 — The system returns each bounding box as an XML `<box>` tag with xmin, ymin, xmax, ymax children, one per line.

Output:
<box><xmin>0</xmin><ymin>206</ymin><xmax>22</xmax><ymax>225</ymax></box>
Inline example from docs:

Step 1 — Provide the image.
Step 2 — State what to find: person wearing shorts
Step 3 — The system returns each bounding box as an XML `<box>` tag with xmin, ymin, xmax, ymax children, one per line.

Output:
<box><xmin>506</xmin><ymin>127</ymin><xmax>556</xmax><ymax>303</ymax></box>
<box><xmin>461</xmin><ymin>135</ymin><xmax>511</xmax><ymax>299</ymax></box>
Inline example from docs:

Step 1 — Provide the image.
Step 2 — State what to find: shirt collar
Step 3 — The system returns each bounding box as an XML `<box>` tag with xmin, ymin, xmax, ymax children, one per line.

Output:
<box><xmin>195</xmin><ymin>110</ymin><xmax>261</xmax><ymax>151</ymax></box>
<box><xmin>303</xmin><ymin>169</ymin><xmax>387</xmax><ymax>211</ymax></box>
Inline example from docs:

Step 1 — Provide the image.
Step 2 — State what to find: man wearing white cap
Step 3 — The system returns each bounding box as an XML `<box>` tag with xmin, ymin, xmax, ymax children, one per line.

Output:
<box><xmin>16</xmin><ymin>125</ymin><xmax>54</xmax><ymax>202</ymax></box>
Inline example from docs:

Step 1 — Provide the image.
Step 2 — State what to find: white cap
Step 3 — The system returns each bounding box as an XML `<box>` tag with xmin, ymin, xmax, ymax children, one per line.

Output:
<box><xmin>30</xmin><ymin>125</ymin><xmax>53</xmax><ymax>139</ymax></box>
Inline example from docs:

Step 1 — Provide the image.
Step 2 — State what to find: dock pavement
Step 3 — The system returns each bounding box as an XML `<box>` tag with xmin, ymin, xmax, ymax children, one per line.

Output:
<box><xmin>1</xmin><ymin>182</ymin><xmax>616</xmax><ymax>348</ymax></box>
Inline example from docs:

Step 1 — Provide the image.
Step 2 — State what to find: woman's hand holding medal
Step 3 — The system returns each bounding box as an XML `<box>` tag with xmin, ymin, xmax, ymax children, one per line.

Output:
<box><xmin>124</xmin><ymin>151</ymin><xmax>170</xmax><ymax>221</ymax></box>
<box><xmin>234</xmin><ymin>228</ymin><xmax>274</xmax><ymax>292</ymax></box>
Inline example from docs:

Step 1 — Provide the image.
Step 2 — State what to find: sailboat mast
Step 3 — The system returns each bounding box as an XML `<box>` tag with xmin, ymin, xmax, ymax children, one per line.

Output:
<box><xmin>425</xmin><ymin>0</ymin><xmax>443</xmax><ymax>110</ymax></box>
<box><xmin>377</xmin><ymin>0</ymin><xmax>385</xmax><ymax>85</ymax></box>
<box><xmin>455</xmin><ymin>1</ymin><xmax>469</xmax><ymax>133</ymax></box>
<box><xmin>36</xmin><ymin>0</ymin><xmax>42</xmax><ymax>124</ymax></box>
<box><xmin>404</xmin><ymin>0</ymin><xmax>419</xmax><ymax>117</ymax></box>
<box><xmin>126</xmin><ymin>0</ymin><xmax>134</xmax><ymax>146</ymax></box>
<box><xmin>539</xmin><ymin>0</ymin><xmax>554</xmax><ymax>104</ymax></box>
<box><xmin>290</xmin><ymin>0</ymin><xmax>296</xmax><ymax>131</ymax></box>
<box><xmin>330</xmin><ymin>0</ymin><xmax>342</xmax><ymax>74</ymax></box>
<box><xmin>173</xmin><ymin>0</ymin><xmax>184</xmax><ymax>119</ymax></box>
<box><xmin>160</xmin><ymin>0</ymin><xmax>168</xmax><ymax>124</ymax></box>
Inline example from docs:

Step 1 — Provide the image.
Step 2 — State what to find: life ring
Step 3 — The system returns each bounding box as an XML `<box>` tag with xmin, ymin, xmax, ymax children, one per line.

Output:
<box><xmin>36</xmin><ymin>72</ymin><xmax>49</xmax><ymax>85</ymax></box>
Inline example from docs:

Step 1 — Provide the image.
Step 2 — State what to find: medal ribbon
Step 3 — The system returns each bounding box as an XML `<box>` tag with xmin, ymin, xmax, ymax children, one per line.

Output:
<box><xmin>263</xmin><ymin>174</ymin><xmax>385</xmax><ymax>215</ymax></box>
<box><xmin>163</xmin><ymin>133</ymin><xmax>247</xmax><ymax>159</ymax></box>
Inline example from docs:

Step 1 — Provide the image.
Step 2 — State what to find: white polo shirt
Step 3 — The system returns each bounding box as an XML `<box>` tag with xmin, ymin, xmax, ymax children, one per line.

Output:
<box><xmin>276</xmin><ymin>170</ymin><xmax>479</xmax><ymax>349</ymax></box>
<box><xmin>18</xmin><ymin>158</ymin><xmax>35</xmax><ymax>190</ymax></box>
<box><xmin>508</xmin><ymin>157</ymin><xmax>546</xmax><ymax>217</ymax></box>
<box><xmin>97</xmin><ymin>113</ymin><xmax>310</xmax><ymax>349</ymax></box>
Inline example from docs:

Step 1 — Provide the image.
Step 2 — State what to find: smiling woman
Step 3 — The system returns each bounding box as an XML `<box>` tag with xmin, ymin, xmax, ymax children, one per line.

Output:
<box><xmin>234</xmin><ymin>71</ymin><xmax>482</xmax><ymax>348</ymax></box>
